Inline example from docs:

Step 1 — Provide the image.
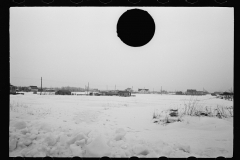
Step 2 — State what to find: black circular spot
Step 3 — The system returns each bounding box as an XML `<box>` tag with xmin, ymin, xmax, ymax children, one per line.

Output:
<box><xmin>100</xmin><ymin>156</ymin><xmax>111</xmax><ymax>160</ymax></box>
<box><xmin>158</xmin><ymin>156</ymin><xmax>168</xmax><ymax>159</ymax></box>
<box><xmin>216</xmin><ymin>156</ymin><xmax>226</xmax><ymax>160</ymax></box>
<box><xmin>13</xmin><ymin>156</ymin><xmax>24</xmax><ymax>160</ymax></box>
<box><xmin>117</xmin><ymin>8</ymin><xmax>155</xmax><ymax>47</ymax></box>
<box><xmin>71</xmin><ymin>156</ymin><xmax>82</xmax><ymax>160</ymax></box>
<box><xmin>42</xmin><ymin>156</ymin><xmax>53</xmax><ymax>160</ymax></box>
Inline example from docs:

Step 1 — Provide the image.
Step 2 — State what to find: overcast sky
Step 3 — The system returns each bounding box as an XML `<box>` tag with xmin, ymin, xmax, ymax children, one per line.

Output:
<box><xmin>10</xmin><ymin>7</ymin><xmax>233</xmax><ymax>92</ymax></box>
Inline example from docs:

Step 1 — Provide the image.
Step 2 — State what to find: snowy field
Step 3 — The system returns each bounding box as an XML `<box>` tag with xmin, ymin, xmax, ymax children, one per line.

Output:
<box><xmin>9</xmin><ymin>93</ymin><xmax>233</xmax><ymax>158</ymax></box>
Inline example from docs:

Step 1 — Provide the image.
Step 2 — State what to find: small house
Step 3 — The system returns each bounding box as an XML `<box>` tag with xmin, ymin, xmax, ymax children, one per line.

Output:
<box><xmin>55</xmin><ymin>90</ymin><xmax>71</xmax><ymax>95</ymax></box>
<box><xmin>125</xmin><ymin>88</ymin><xmax>133</xmax><ymax>92</ymax></box>
<box><xmin>99</xmin><ymin>90</ymin><xmax>118</xmax><ymax>96</ymax></box>
<box><xmin>100</xmin><ymin>91</ymin><xmax>107</xmax><ymax>96</ymax></box>
<box><xmin>89</xmin><ymin>92</ymin><xmax>102</xmax><ymax>96</ymax></box>
<box><xmin>45</xmin><ymin>88</ymin><xmax>55</xmax><ymax>92</ymax></box>
<box><xmin>118</xmin><ymin>91</ymin><xmax>131</xmax><ymax>97</ymax></box>
<box><xmin>196</xmin><ymin>91</ymin><xmax>205</xmax><ymax>95</ymax></box>
<box><xmin>74</xmin><ymin>92</ymin><xmax>87</xmax><ymax>96</ymax></box>
<box><xmin>108</xmin><ymin>90</ymin><xmax>119</xmax><ymax>96</ymax></box>
<box><xmin>138</xmin><ymin>89</ymin><xmax>149</xmax><ymax>94</ymax></box>
<box><xmin>29</xmin><ymin>86</ymin><xmax>38</xmax><ymax>92</ymax></box>
<box><xmin>221</xmin><ymin>92</ymin><xmax>233</xmax><ymax>100</ymax></box>
<box><xmin>213</xmin><ymin>92</ymin><xmax>223</xmax><ymax>95</ymax></box>
<box><xmin>10</xmin><ymin>84</ymin><xmax>16</xmax><ymax>94</ymax></box>
<box><xmin>186</xmin><ymin>89</ymin><xmax>197</xmax><ymax>95</ymax></box>
<box><xmin>176</xmin><ymin>91</ymin><xmax>183</xmax><ymax>95</ymax></box>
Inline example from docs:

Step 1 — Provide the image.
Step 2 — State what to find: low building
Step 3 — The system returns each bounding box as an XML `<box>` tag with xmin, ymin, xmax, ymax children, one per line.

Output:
<box><xmin>186</xmin><ymin>89</ymin><xmax>197</xmax><ymax>95</ymax></box>
<box><xmin>29</xmin><ymin>86</ymin><xmax>38</xmax><ymax>92</ymax></box>
<box><xmin>10</xmin><ymin>84</ymin><xmax>16</xmax><ymax>94</ymax></box>
<box><xmin>176</xmin><ymin>91</ymin><xmax>183</xmax><ymax>95</ymax></box>
<box><xmin>196</xmin><ymin>91</ymin><xmax>203</xmax><ymax>95</ymax></box>
<box><xmin>125</xmin><ymin>88</ymin><xmax>133</xmax><ymax>92</ymax></box>
<box><xmin>72</xmin><ymin>92</ymin><xmax>87</xmax><ymax>95</ymax></box>
<box><xmin>220</xmin><ymin>92</ymin><xmax>233</xmax><ymax>100</ymax></box>
<box><xmin>100</xmin><ymin>91</ymin><xmax>107</xmax><ymax>96</ymax></box>
<box><xmin>196</xmin><ymin>91</ymin><xmax>207</xmax><ymax>95</ymax></box>
<box><xmin>55</xmin><ymin>90</ymin><xmax>71</xmax><ymax>95</ymax></box>
<box><xmin>91</xmin><ymin>89</ymin><xmax>99</xmax><ymax>92</ymax></box>
<box><xmin>138</xmin><ymin>89</ymin><xmax>149</xmax><ymax>94</ymax></box>
<box><xmin>45</xmin><ymin>88</ymin><xmax>55</xmax><ymax>92</ymax></box>
<box><xmin>99</xmin><ymin>90</ymin><xmax>119</xmax><ymax>96</ymax></box>
<box><xmin>118</xmin><ymin>91</ymin><xmax>131</xmax><ymax>97</ymax></box>
<box><xmin>213</xmin><ymin>92</ymin><xmax>223</xmax><ymax>95</ymax></box>
<box><xmin>89</xmin><ymin>92</ymin><xmax>102</xmax><ymax>96</ymax></box>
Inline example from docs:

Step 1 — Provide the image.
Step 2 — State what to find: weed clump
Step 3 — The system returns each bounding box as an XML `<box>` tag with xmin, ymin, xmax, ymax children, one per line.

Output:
<box><xmin>153</xmin><ymin>96</ymin><xmax>233</xmax><ymax>125</ymax></box>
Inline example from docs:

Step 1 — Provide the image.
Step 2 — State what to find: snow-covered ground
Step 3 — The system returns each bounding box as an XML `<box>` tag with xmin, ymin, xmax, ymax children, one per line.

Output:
<box><xmin>9</xmin><ymin>93</ymin><xmax>233</xmax><ymax>158</ymax></box>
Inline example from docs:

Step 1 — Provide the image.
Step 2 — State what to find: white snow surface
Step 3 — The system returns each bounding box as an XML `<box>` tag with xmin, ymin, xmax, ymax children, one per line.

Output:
<box><xmin>9</xmin><ymin>93</ymin><xmax>233</xmax><ymax>158</ymax></box>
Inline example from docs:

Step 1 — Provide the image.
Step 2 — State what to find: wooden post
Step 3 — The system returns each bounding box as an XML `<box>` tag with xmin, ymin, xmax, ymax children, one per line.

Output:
<box><xmin>41</xmin><ymin>77</ymin><xmax>42</xmax><ymax>95</ymax></box>
<box><xmin>88</xmin><ymin>82</ymin><xmax>89</xmax><ymax>96</ymax></box>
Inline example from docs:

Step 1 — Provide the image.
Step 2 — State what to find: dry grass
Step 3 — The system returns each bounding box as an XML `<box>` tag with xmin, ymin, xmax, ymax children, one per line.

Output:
<box><xmin>10</xmin><ymin>101</ymin><xmax>52</xmax><ymax>116</ymax></box>
<box><xmin>10</xmin><ymin>101</ymin><xmax>29</xmax><ymax>112</ymax></box>
<box><xmin>153</xmin><ymin>96</ymin><xmax>233</xmax><ymax>125</ymax></box>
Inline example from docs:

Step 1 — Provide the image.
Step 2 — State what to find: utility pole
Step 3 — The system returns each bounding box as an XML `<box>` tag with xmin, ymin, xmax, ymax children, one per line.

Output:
<box><xmin>41</xmin><ymin>77</ymin><xmax>42</xmax><ymax>95</ymax></box>
<box><xmin>88</xmin><ymin>82</ymin><xmax>89</xmax><ymax>95</ymax></box>
<box><xmin>115</xmin><ymin>85</ymin><xmax>116</xmax><ymax>91</ymax></box>
<box><xmin>161</xmin><ymin>86</ymin><xmax>162</xmax><ymax>95</ymax></box>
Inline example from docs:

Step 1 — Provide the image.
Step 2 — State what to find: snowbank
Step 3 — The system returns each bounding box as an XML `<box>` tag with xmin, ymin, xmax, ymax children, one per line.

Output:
<box><xmin>9</xmin><ymin>94</ymin><xmax>233</xmax><ymax>157</ymax></box>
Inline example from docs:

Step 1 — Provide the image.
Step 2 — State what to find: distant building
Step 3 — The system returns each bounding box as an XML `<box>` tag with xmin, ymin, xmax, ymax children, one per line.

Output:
<box><xmin>10</xmin><ymin>84</ymin><xmax>16</xmax><ymax>94</ymax></box>
<box><xmin>89</xmin><ymin>92</ymin><xmax>102</xmax><ymax>96</ymax></box>
<box><xmin>125</xmin><ymin>88</ymin><xmax>133</xmax><ymax>92</ymax></box>
<box><xmin>118</xmin><ymin>91</ymin><xmax>131</xmax><ymax>97</ymax></box>
<box><xmin>220</xmin><ymin>92</ymin><xmax>233</xmax><ymax>101</ymax></box>
<box><xmin>160</xmin><ymin>90</ymin><xmax>168</xmax><ymax>94</ymax></box>
<box><xmin>196</xmin><ymin>91</ymin><xmax>207</xmax><ymax>95</ymax></box>
<box><xmin>211</xmin><ymin>93</ymin><xmax>217</xmax><ymax>96</ymax></box>
<box><xmin>186</xmin><ymin>89</ymin><xmax>197</xmax><ymax>95</ymax></box>
<box><xmin>107</xmin><ymin>90</ymin><xmax>119</xmax><ymax>96</ymax></box>
<box><xmin>176</xmin><ymin>91</ymin><xmax>183</xmax><ymax>95</ymax></box>
<box><xmin>213</xmin><ymin>92</ymin><xmax>223</xmax><ymax>95</ymax></box>
<box><xmin>138</xmin><ymin>89</ymin><xmax>149</xmax><ymax>94</ymax></box>
<box><xmin>92</xmin><ymin>89</ymin><xmax>99</xmax><ymax>92</ymax></box>
<box><xmin>99</xmin><ymin>90</ymin><xmax>118</xmax><ymax>96</ymax></box>
<box><xmin>72</xmin><ymin>91</ymin><xmax>87</xmax><ymax>95</ymax></box>
<box><xmin>45</xmin><ymin>88</ymin><xmax>55</xmax><ymax>92</ymax></box>
<box><xmin>55</xmin><ymin>90</ymin><xmax>71</xmax><ymax>95</ymax></box>
<box><xmin>29</xmin><ymin>86</ymin><xmax>38</xmax><ymax>92</ymax></box>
